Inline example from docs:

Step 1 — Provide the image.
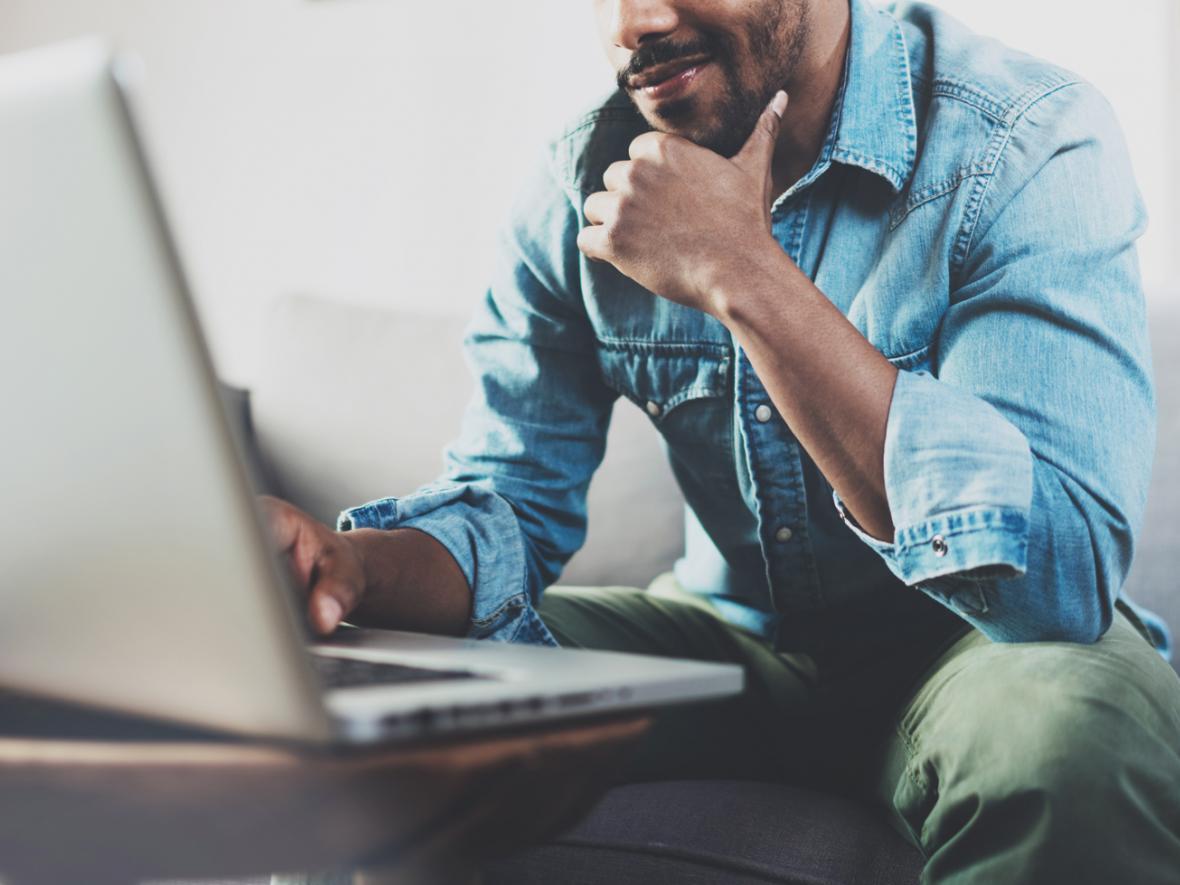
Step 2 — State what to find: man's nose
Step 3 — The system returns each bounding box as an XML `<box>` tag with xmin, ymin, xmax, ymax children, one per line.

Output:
<box><xmin>607</xmin><ymin>0</ymin><xmax>680</xmax><ymax>51</ymax></box>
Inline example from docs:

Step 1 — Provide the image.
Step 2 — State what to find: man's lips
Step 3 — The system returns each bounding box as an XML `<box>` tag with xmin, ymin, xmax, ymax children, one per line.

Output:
<box><xmin>630</xmin><ymin>55</ymin><xmax>713</xmax><ymax>93</ymax></box>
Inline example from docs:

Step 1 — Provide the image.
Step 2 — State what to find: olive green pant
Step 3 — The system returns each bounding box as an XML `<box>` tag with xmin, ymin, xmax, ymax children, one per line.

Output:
<box><xmin>537</xmin><ymin>574</ymin><xmax>1180</xmax><ymax>885</ymax></box>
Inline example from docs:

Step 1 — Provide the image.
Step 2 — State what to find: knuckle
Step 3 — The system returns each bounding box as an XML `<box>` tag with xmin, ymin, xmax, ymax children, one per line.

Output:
<box><xmin>655</xmin><ymin>132</ymin><xmax>679</xmax><ymax>155</ymax></box>
<box><xmin>601</xmin><ymin>223</ymin><xmax>622</xmax><ymax>252</ymax></box>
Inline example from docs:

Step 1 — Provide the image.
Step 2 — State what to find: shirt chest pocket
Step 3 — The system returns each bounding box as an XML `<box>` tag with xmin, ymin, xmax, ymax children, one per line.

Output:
<box><xmin>596</xmin><ymin>343</ymin><xmax>734</xmax><ymax>463</ymax></box>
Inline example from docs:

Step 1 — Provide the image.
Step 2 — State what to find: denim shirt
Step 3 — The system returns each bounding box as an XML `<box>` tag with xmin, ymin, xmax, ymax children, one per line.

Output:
<box><xmin>340</xmin><ymin>0</ymin><xmax>1170</xmax><ymax>660</ymax></box>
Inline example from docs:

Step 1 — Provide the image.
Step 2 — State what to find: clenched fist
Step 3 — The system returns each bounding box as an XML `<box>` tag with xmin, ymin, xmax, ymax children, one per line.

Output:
<box><xmin>578</xmin><ymin>91</ymin><xmax>790</xmax><ymax>316</ymax></box>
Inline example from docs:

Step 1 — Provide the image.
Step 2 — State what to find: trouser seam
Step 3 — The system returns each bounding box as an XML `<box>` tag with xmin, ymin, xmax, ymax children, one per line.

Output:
<box><xmin>895</xmin><ymin>721</ymin><xmax>934</xmax><ymax>857</ymax></box>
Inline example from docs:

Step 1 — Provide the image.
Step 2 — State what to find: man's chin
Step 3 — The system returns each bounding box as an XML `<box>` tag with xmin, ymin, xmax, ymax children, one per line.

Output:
<box><xmin>635</xmin><ymin>102</ymin><xmax>729</xmax><ymax>156</ymax></box>
<box><xmin>647</xmin><ymin>95</ymin><xmax>697</xmax><ymax>126</ymax></box>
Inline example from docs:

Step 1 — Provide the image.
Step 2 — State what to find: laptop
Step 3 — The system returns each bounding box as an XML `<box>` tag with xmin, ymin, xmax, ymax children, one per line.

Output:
<box><xmin>0</xmin><ymin>39</ymin><xmax>742</xmax><ymax>745</ymax></box>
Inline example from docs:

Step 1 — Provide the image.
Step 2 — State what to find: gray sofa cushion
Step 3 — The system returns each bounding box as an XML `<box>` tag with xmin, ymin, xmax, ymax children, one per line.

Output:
<box><xmin>483</xmin><ymin>780</ymin><xmax>923</xmax><ymax>885</ymax></box>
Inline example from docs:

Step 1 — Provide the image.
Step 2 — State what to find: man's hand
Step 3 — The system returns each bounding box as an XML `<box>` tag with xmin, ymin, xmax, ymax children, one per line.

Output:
<box><xmin>577</xmin><ymin>91</ymin><xmax>789</xmax><ymax>315</ymax></box>
<box><xmin>258</xmin><ymin>495</ymin><xmax>367</xmax><ymax>635</ymax></box>
<box><xmin>258</xmin><ymin>495</ymin><xmax>473</xmax><ymax>638</ymax></box>
<box><xmin>581</xmin><ymin>89</ymin><xmax>898</xmax><ymax>543</ymax></box>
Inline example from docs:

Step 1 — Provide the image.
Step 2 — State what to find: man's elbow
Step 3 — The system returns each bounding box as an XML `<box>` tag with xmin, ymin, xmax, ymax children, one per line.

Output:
<box><xmin>979</xmin><ymin>598</ymin><xmax>1112</xmax><ymax>646</ymax></box>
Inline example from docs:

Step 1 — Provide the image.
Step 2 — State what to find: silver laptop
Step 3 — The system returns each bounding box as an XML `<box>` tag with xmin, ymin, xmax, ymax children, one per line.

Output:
<box><xmin>0</xmin><ymin>39</ymin><xmax>742</xmax><ymax>745</ymax></box>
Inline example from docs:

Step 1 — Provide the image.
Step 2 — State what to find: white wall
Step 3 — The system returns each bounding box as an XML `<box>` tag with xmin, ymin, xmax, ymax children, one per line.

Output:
<box><xmin>1</xmin><ymin>1</ymin><xmax>1175</xmax><ymax>385</ymax></box>
<box><xmin>933</xmin><ymin>0</ymin><xmax>1177</xmax><ymax>304</ymax></box>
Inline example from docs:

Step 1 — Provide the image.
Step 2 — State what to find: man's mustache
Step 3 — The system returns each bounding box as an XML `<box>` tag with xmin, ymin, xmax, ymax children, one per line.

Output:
<box><xmin>616</xmin><ymin>36</ymin><xmax>720</xmax><ymax>91</ymax></box>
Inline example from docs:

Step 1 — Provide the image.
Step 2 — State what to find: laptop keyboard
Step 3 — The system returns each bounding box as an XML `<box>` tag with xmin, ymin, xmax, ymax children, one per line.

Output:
<box><xmin>310</xmin><ymin>654</ymin><xmax>487</xmax><ymax>689</ymax></box>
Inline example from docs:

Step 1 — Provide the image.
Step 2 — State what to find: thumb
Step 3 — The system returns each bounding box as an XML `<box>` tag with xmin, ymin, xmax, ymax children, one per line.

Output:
<box><xmin>733</xmin><ymin>90</ymin><xmax>788</xmax><ymax>174</ymax></box>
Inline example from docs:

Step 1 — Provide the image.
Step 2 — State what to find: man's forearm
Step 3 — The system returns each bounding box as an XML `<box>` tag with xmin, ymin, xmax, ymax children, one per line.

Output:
<box><xmin>714</xmin><ymin>246</ymin><xmax>898</xmax><ymax>543</ymax></box>
<box><xmin>344</xmin><ymin>527</ymin><xmax>473</xmax><ymax>636</ymax></box>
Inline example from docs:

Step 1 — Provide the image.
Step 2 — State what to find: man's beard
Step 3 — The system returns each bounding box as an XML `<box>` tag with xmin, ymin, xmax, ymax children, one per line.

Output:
<box><xmin>617</xmin><ymin>1</ymin><xmax>809</xmax><ymax>158</ymax></box>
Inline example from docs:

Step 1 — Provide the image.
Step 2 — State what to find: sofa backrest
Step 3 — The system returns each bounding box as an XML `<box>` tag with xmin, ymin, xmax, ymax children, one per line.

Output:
<box><xmin>250</xmin><ymin>294</ymin><xmax>684</xmax><ymax>588</ymax></box>
<box><xmin>1125</xmin><ymin>294</ymin><xmax>1180</xmax><ymax>653</ymax></box>
<box><xmin>251</xmin><ymin>292</ymin><xmax>1178</xmax><ymax>663</ymax></box>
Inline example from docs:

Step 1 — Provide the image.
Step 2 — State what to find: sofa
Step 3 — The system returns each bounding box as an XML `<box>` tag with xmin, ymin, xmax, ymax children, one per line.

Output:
<box><xmin>223</xmin><ymin>290</ymin><xmax>1178</xmax><ymax>885</ymax></box>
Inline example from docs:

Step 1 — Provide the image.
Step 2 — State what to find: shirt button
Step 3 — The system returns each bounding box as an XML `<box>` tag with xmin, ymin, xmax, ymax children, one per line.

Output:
<box><xmin>755</xmin><ymin>404</ymin><xmax>773</xmax><ymax>423</ymax></box>
<box><xmin>645</xmin><ymin>401</ymin><xmax>662</xmax><ymax>418</ymax></box>
<box><xmin>931</xmin><ymin>535</ymin><xmax>948</xmax><ymax>557</ymax></box>
<box><xmin>775</xmin><ymin>526</ymin><xmax>793</xmax><ymax>543</ymax></box>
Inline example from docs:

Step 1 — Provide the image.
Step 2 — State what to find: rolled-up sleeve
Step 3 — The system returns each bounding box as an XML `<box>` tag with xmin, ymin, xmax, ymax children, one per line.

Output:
<box><xmin>835</xmin><ymin>82</ymin><xmax>1156</xmax><ymax>645</ymax></box>
<box><xmin>340</xmin><ymin>146</ymin><xmax>616</xmax><ymax>646</ymax></box>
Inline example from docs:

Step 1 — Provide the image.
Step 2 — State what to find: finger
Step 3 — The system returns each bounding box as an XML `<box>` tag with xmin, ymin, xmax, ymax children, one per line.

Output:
<box><xmin>257</xmin><ymin>496</ymin><xmax>300</xmax><ymax>553</ymax></box>
<box><xmin>308</xmin><ymin>574</ymin><xmax>358</xmax><ymax>635</ymax></box>
<box><xmin>733</xmin><ymin>90</ymin><xmax>788</xmax><ymax>175</ymax></box>
<box><xmin>577</xmin><ymin>224</ymin><xmax>610</xmax><ymax>262</ymax></box>
<box><xmin>258</xmin><ymin>497</ymin><xmax>322</xmax><ymax>591</ymax></box>
<box><xmin>602</xmin><ymin>160</ymin><xmax>632</xmax><ymax>193</ymax></box>
<box><xmin>628</xmin><ymin>130</ymin><xmax>675</xmax><ymax>162</ymax></box>
<box><xmin>309</xmin><ymin>589</ymin><xmax>343</xmax><ymax>636</ymax></box>
<box><xmin>285</xmin><ymin>526</ymin><xmax>323</xmax><ymax>593</ymax></box>
<box><xmin>583</xmin><ymin>191</ymin><xmax>618</xmax><ymax>226</ymax></box>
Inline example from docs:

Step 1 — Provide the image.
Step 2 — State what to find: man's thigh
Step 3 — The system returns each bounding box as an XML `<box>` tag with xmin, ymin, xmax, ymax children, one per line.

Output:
<box><xmin>538</xmin><ymin>579</ymin><xmax>821</xmax><ymax>782</ymax></box>
<box><xmin>868</xmin><ymin>603</ymin><xmax>1180</xmax><ymax>882</ymax></box>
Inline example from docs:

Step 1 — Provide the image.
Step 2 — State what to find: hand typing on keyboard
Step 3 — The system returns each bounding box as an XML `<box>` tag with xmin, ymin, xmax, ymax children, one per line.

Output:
<box><xmin>257</xmin><ymin>496</ymin><xmax>473</xmax><ymax>638</ymax></box>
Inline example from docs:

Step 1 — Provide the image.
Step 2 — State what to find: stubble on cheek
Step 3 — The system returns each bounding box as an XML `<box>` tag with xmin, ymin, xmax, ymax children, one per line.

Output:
<box><xmin>620</xmin><ymin>0</ymin><xmax>806</xmax><ymax>157</ymax></box>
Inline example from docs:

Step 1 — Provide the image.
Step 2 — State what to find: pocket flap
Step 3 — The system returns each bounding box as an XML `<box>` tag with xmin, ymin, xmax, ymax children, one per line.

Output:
<box><xmin>597</xmin><ymin>343</ymin><xmax>732</xmax><ymax>420</ymax></box>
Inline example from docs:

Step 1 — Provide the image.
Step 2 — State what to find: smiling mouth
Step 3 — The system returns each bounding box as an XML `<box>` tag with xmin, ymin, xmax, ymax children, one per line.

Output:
<box><xmin>629</xmin><ymin>55</ymin><xmax>713</xmax><ymax>91</ymax></box>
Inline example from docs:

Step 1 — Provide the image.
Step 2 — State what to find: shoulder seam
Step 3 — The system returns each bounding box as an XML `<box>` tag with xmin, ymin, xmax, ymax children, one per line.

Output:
<box><xmin>931</xmin><ymin>71</ymin><xmax>1082</xmax><ymax>125</ymax></box>
<box><xmin>950</xmin><ymin>79</ymin><xmax>1088</xmax><ymax>282</ymax></box>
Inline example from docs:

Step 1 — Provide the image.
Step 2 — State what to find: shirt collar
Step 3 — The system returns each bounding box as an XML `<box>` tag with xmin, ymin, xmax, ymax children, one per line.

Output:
<box><xmin>823</xmin><ymin>0</ymin><xmax>919</xmax><ymax>194</ymax></box>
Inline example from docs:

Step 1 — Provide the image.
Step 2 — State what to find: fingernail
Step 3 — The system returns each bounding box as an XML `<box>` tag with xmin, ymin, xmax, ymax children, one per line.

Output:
<box><xmin>318</xmin><ymin>596</ymin><xmax>343</xmax><ymax>632</ymax></box>
<box><xmin>770</xmin><ymin>91</ymin><xmax>789</xmax><ymax>118</ymax></box>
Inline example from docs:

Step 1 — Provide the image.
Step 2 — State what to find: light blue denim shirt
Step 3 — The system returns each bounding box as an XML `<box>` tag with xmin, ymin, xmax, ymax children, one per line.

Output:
<box><xmin>340</xmin><ymin>0</ymin><xmax>1169</xmax><ymax>660</ymax></box>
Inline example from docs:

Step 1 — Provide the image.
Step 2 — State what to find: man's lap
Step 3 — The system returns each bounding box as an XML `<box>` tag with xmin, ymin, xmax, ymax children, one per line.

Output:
<box><xmin>537</xmin><ymin>575</ymin><xmax>970</xmax><ymax>788</ymax></box>
<box><xmin>538</xmin><ymin>577</ymin><xmax>1180</xmax><ymax>801</ymax></box>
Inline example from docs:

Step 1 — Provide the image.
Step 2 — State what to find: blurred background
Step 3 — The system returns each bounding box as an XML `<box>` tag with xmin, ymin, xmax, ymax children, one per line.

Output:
<box><xmin>1</xmin><ymin>0</ymin><xmax>1176</xmax><ymax>387</ymax></box>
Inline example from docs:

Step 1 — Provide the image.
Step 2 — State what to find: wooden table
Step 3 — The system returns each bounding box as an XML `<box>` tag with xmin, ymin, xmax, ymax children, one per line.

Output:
<box><xmin>0</xmin><ymin>695</ymin><xmax>650</xmax><ymax>885</ymax></box>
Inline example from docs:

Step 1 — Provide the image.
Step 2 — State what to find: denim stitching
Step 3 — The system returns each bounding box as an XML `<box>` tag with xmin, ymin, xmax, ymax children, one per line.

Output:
<box><xmin>956</xmin><ymin>80</ymin><xmax>1088</xmax><ymax>274</ymax></box>
<box><xmin>890</xmin><ymin>165</ymin><xmax>989</xmax><ymax>230</ymax></box>
<box><xmin>596</xmin><ymin>338</ymin><xmax>731</xmax><ymax>354</ymax></box>
<box><xmin>884</xmin><ymin>343</ymin><xmax>931</xmax><ymax>369</ymax></box>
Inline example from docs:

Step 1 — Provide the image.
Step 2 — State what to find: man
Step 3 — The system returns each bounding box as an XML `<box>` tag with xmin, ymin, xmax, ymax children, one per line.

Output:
<box><xmin>266</xmin><ymin>0</ymin><xmax>1180</xmax><ymax>880</ymax></box>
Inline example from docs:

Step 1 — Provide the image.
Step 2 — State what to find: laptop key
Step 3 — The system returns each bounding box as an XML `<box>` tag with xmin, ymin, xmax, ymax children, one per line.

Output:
<box><xmin>310</xmin><ymin>654</ymin><xmax>487</xmax><ymax>689</ymax></box>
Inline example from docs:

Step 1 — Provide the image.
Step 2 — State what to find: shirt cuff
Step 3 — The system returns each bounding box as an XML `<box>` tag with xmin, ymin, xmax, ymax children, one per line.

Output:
<box><xmin>832</xmin><ymin>367</ymin><xmax>1035</xmax><ymax>617</ymax></box>
<box><xmin>832</xmin><ymin>491</ymin><xmax>1027</xmax><ymax>615</ymax></box>
<box><xmin>338</xmin><ymin>484</ymin><xmax>558</xmax><ymax>647</ymax></box>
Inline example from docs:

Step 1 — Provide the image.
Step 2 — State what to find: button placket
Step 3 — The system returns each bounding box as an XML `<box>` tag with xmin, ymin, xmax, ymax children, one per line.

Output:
<box><xmin>733</xmin><ymin>197</ymin><xmax>819</xmax><ymax>614</ymax></box>
<box><xmin>735</xmin><ymin>345</ymin><xmax>818</xmax><ymax>613</ymax></box>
